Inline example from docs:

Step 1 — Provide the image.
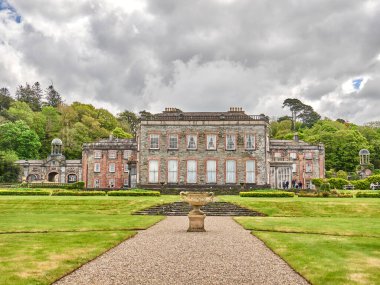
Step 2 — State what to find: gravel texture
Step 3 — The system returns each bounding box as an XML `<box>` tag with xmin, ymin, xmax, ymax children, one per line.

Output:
<box><xmin>54</xmin><ymin>217</ymin><xmax>309</xmax><ymax>285</ymax></box>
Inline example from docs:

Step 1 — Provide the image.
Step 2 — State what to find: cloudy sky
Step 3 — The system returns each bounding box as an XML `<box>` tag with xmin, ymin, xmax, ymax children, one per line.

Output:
<box><xmin>1</xmin><ymin>0</ymin><xmax>380</xmax><ymax>124</ymax></box>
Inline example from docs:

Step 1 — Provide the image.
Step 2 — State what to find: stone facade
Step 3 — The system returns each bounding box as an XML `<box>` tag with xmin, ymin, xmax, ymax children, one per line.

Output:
<box><xmin>15</xmin><ymin>108</ymin><xmax>325</xmax><ymax>190</ymax></box>
<box><xmin>82</xmin><ymin>137</ymin><xmax>137</xmax><ymax>189</ymax></box>
<box><xmin>16</xmin><ymin>139</ymin><xmax>82</xmax><ymax>183</ymax></box>
<box><xmin>137</xmin><ymin>108</ymin><xmax>271</xmax><ymax>188</ymax></box>
<box><xmin>269</xmin><ymin>135</ymin><xmax>325</xmax><ymax>189</ymax></box>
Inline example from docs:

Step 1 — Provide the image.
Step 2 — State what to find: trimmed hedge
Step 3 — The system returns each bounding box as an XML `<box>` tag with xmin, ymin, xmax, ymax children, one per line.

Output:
<box><xmin>51</xmin><ymin>191</ymin><xmax>106</xmax><ymax>196</ymax></box>
<box><xmin>240</xmin><ymin>191</ymin><xmax>294</xmax><ymax>197</ymax></box>
<box><xmin>108</xmin><ymin>190</ymin><xmax>160</xmax><ymax>196</ymax></box>
<box><xmin>350</xmin><ymin>180</ymin><xmax>370</xmax><ymax>190</ymax></box>
<box><xmin>356</xmin><ymin>192</ymin><xmax>380</xmax><ymax>198</ymax></box>
<box><xmin>297</xmin><ymin>193</ymin><xmax>353</xmax><ymax>198</ymax></box>
<box><xmin>0</xmin><ymin>190</ymin><xmax>50</xmax><ymax>196</ymax></box>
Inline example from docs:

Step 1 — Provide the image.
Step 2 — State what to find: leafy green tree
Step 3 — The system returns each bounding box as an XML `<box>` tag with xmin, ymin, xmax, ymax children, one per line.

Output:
<box><xmin>112</xmin><ymin>127</ymin><xmax>132</xmax><ymax>138</ymax></box>
<box><xmin>0</xmin><ymin>152</ymin><xmax>20</xmax><ymax>183</ymax></box>
<box><xmin>96</xmin><ymin>108</ymin><xmax>118</xmax><ymax>131</ymax></box>
<box><xmin>357</xmin><ymin>126</ymin><xmax>380</xmax><ymax>169</ymax></box>
<box><xmin>0</xmin><ymin>87</ymin><xmax>14</xmax><ymax>112</ymax></box>
<box><xmin>6</xmin><ymin>101</ymin><xmax>34</xmax><ymax>126</ymax></box>
<box><xmin>304</xmin><ymin>120</ymin><xmax>370</xmax><ymax>171</ymax></box>
<box><xmin>44</xmin><ymin>85</ymin><xmax>63</xmax><ymax>107</ymax></box>
<box><xmin>0</xmin><ymin>120</ymin><xmax>41</xmax><ymax>159</ymax></box>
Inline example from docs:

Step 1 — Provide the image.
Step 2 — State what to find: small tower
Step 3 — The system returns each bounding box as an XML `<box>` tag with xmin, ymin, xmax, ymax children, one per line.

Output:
<box><xmin>51</xmin><ymin>138</ymin><xmax>63</xmax><ymax>156</ymax></box>
<box><xmin>359</xmin><ymin>149</ymin><xmax>370</xmax><ymax>165</ymax></box>
<box><xmin>359</xmin><ymin>149</ymin><xmax>371</xmax><ymax>178</ymax></box>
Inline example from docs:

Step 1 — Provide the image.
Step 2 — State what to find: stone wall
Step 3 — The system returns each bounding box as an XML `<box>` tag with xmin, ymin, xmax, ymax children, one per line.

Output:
<box><xmin>138</xmin><ymin>120</ymin><xmax>270</xmax><ymax>188</ymax></box>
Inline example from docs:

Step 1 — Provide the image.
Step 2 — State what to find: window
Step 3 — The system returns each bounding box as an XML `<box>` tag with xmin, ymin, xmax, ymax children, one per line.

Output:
<box><xmin>289</xmin><ymin>152</ymin><xmax>297</xmax><ymax>160</ymax></box>
<box><xmin>109</xmin><ymin>163</ymin><xmax>115</xmax><ymax>173</ymax></box>
<box><xmin>68</xmin><ymin>174</ymin><xmax>77</xmax><ymax>183</ymax></box>
<box><xmin>292</xmin><ymin>163</ymin><xmax>297</xmax><ymax>173</ymax></box>
<box><xmin>305</xmin><ymin>152</ymin><xmax>313</xmax><ymax>159</ymax></box>
<box><xmin>94</xmin><ymin>179</ymin><xmax>100</xmax><ymax>188</ymax></box>
<box><xmin>246</xmin><ymin>160</ymin><xmax>255</xmax><ymax>183</ymax></box>
<box><xmin>206</xmin><ymin>160</ymin><xmax>217</xmax><ymax>183</ymax></box>
<box><xmin>226</xmin><ymin>160</ymin><xmax>236</xmax><ymax>183</ymax></box>
<box><xmin>123</xmin><ymin>150</ymin><xmax>132</xmax><ymax>159</ymax></box>
<box><xmin>108</xmin><ymin>179</ymin><xmax>115</xmax><ymax>188</ymax></box>
<box><xmin>94</xmin><ymin>163</ymin><xmax>100</xmax><ymax>172</ymax></box>
<box><xmin>168</xmin><ymin>135</ymin><xmax>178</xmax><ymax>149</ymax></box>
<box><xmin>226</xmin><ymin>134</ymin><xmax>236</xmax><ymax>150</ymax></box>
<box><xmin>305</xmin><ymin>162</ymin><xmax>312</xmax><ymax>173</ymax></box>
<box><xmin>94</xmin><ymin>150</ymin><xmax>101</xmax><ymax>159</ymax></box>
<box><xmin>149</xmin><ymin>134</ymin><xmax>159</xmax><ymax>149</ymax></box>
<box><xmin>124</xmin><ymin>163</ymin><xmax>129</xmax><ymax>173</ymax></box>
<box><xmin>167</xmin><ymin>160</ymin><xmax>178</xmax><ymax>183</ymax></box>
<box><xmin>108</xmin><ymin>150</ymin><xmax>116</xmax><ymax>159</ymax></box>
<box><xmin>187</xmin><ymin>135</ymin><xmax>197</xmax><ymax>149</ymax></box>
<box><xmin>245</xmin><ymin>134</ymin><xmax>255</xmax><ymax>150</ymax></box>
<box><xmin>274</xmin><ymin>152</ymin><xmax>282</xmax><ymax>161</ymax></box>
<box><xmin>186</xmin><ymin>160</ymin><xmax>197</xmax><ymax>184</ymax></box>
<box><xmin>206</xmin><ymin>135</ymin><xmax>217</xmax><ymax>150</ymax></box>
<box><xmin>149</xmin><ymin>160</ymin><xmax>159</xmax><ymax>183</ymax></box>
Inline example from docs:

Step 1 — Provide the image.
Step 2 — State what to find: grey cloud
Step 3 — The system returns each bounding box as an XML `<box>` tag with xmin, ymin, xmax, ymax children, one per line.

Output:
<box><xmin>1</xmin><ymin>0</ymin><xmax>380</xmax><ymax>123</ymax></box>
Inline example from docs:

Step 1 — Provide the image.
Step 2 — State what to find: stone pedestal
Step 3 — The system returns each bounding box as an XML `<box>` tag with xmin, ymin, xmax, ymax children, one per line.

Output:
<box><xmin>180</xmin><ymin>191</ymin><xmax>214</xmax><ymax>232</ymax></box>
<box><xmin>187</xmin><ymin>213</ymin><xmax>206</xmax><ymax>232</ymax></box>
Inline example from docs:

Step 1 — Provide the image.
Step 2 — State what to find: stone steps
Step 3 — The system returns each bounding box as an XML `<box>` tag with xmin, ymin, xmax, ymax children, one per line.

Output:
<box><xmin>133</xmin><ymin>202</ymin><xmax>265</xmax><ymax>216</ymax></box>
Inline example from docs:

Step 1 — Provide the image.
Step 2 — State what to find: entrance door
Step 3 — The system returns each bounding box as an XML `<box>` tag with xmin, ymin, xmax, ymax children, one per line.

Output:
<box><xmin>48</xmin><ymin>172</ymin><xmax>59</xmax><ymax>182</ymax></box>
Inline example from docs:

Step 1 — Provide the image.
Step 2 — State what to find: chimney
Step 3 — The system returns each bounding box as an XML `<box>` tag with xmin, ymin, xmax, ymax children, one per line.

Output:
<box><xmin>229</xmin><ymin>107</ymin><xmax>244</xmax><ymax>113</ymax></box>
<box><xmin>293</xmin><ymin>132</ymin><xmax>299</xmax><ymax>142</ymax></box>
<box><xmin>109</xmin><ymin>134</ymin><xmax>114</xmax><ymax>141</ymax></box>
<box><xmin>164</xmin><ymin>107</ymin><xmax>179</xmax><ymax>113</ymax></box>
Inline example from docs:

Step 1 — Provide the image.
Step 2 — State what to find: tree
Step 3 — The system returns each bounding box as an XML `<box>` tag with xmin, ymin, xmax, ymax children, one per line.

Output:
<box><xmin>0</xmin><ymin>152</ymin><xmax>20</xmax><ymax>183</ymax></box>
<box><xmin>303</xmin><ymin>120</ymin><xmax>370</xmax><ymax>171</ymax></box>
<box><xmin>0</xmin><ymin>120</ymin><xmax>41</xmax><ymax>159</ymax></box>
<box><xmin>44</xmin><ymin>85</ymin><xmax>63</xmax><ymax>107</ymax></box>
<box><xmin>118</xmin><ymin>110</ymin><xmax>139</xmax><ymax>136</ymax></box>
<box><xmin>112</xmin><ymin>127</ymin><xmax>133</xmax><ymax>139</ymax></box>
<box><xmin>15</xmin><ymin>82</ymin><xmax>43</xmax><ymax>111</ymax></box>
<box><xmin>96</xmin><ymin>108</ymin><xmax>118</xmax><ymax>131</ymax></box>
<box><xmin>139</xmin><ymin>110</ymin><xmax>154</xmax><ymax>120</ymax></box>
<box><xmin>282</xmin><ymin>98</ymin><xmax>321</xmax><ymax>129</ymax></box>
<box><xmin>0</xmin><ymin>87</ymin><xmax>14</xmax><ymax>112</ymax></box>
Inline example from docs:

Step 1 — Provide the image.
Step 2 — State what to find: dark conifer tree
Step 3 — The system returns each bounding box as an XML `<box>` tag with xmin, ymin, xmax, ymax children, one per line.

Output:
<box><xmin>45</xmin><ymin>85</ymin><xmax>63</xmax><ymax>107</ymax></box>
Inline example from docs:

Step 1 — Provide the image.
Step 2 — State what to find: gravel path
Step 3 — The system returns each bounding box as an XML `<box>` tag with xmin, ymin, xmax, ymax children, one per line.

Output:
<box><xmin>54</xmin><ymin>217</ymin><xmax>309</xmax><ymax>285</ymax></box>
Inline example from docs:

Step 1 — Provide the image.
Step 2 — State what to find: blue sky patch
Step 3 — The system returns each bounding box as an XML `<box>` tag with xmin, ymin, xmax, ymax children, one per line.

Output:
<box><xmin>352</xmin><ymin>78</ymin><xmax>363</xmax><ymax>90</ymax></box>
<box><xmin>0</xmin><ymin>0</ymin><xmax>21</xmax><ymax>23</ymax></box>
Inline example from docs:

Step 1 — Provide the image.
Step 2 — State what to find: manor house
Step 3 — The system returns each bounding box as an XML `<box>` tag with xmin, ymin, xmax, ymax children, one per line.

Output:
<box><xmin>17</xmin><ymin>107</ymin><xmax>325</xmax><ymax>189</ymax></box>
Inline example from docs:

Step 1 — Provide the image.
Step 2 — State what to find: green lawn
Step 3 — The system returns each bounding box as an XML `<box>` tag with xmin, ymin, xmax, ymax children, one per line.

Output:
<box><xmin>220</xmin><ymin>196</ymin><xmax>380</xmax><ymax>285</ymax></box>
<box><xmin>0</xmin><ymin>196</ymin><xmax>179</xmax><ymax>285</ymax></box>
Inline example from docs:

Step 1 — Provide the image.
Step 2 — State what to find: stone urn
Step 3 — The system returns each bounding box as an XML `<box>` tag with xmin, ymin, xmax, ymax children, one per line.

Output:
<box><xmin>180</xmin><ymin>191</ymin><xmax>214</xmax><ymax>232</ymax></box>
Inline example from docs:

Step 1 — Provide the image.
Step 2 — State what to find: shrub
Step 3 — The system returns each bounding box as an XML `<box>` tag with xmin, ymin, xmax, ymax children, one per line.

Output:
<box><xmin>239</xmin><ymin>191</ymin><xmax>294</xmax><ymax>197</ymax></box>
<box><xmin>356</xmin><ymin>192</ymin><xmax>380</xmax><ymax>198</ymax></box>
<box><xmin>297</xmin><ymin>192</ymin><xmax>318</xmax><ymax>197</ymax></box>
<box><xmin>328</xmin><ymin>178</ymin><xmax>349</xmax><ymax>190</ymax></box>
<box><xmin>297</xmin><ymin>192</ymin><xmax>353</xmax><ymax>198</ymax></box>
<box><xmin>320</xmin><ymin>182</ymin><xmax>331</xmax><ymax>192</ymax></box>
<box><xmin>350</xmin><ymin>180</ymin><xmax>370</xmax><ymax>190</ymax></box>
<box><xmin>0</xmin><ymin>190</ymin><xmax>50</xmax><ymax>196</ymax></box>
<box><xmin>108</xmin><ymin>190</ymin><xmax>160</xmax><ymax>196</ymax></box>
<box><xmin>66</xmin><ymin>181</ymin><xmax>85</xmax><ymax>189</ymax></box>
<box><xmin>366</xmin><ymin>175</ymin><xmax>380</xmax><ymax>184</ymax></box>
<box><xmin>51</xmin><ymin>191</ymin><xmax>106</xmax><ymax>196</ymax></box>
<box><xmin>311</xmin><ymin>178</ymin><xmax>323</xmax><ymax>188</ymax></box>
